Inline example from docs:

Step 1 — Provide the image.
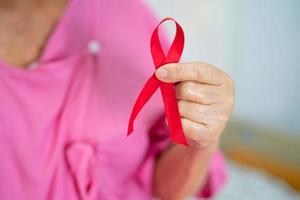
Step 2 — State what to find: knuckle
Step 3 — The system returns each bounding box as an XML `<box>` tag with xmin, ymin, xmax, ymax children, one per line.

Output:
<box><xmin>188</xmin><ymin>62</ymin><xmax>202</xmax><ymax>81</ymax></box>
<box><xmin>222</xmin><ymin>71</ymin><xmax>234</xmax><ymax>87</ymax></box>
<box><xmin>176</xmin><ymin>83</ymin><xmax>186</xmax><ymax>99</ymax></box>
<box><xmin>182</xmin><ymin>121</ymin><xmax>208</xmax><ymax>145</ymax></box>
<box><xmin>227</xmin><ymin>96</ymin><xmax>235</xmax><ymax>109</ymax></box>
<box><xmin>222</xmin><ymin>96</ymin><xmax>234</xmax><ymax>111</ymax></box>
<box><xmin>227</xmin><ymin>76</ymin><xmax>235</xmax><ymax>90</ymax></box>
<box><xmin>177</xmin><ymin>99</ymin><xmax>185</xmax><ymax>108</ymax></box>
<box><xmin>194</xmin><ymin>65</ymin><xmax>204</xmax><ymax>81</ymax></box>
<box><xmin>224</xmin><ymin>78</ymin><xmax>235</xmax><ymax>106</ymax></box>
<box><xmin>180</xmin><ymin>81</ymin><xmax>195</xmax><ymax>99</ymax></box>
<box><xmin>181</xmin><ymin>118</ymin><xmax>190</xmax><ymax>131</ymax></box>
<box><xmin>181</xmin><ymin>119</ymin><xmax>198</xmax><ymax>137</ymax></box>
<box><xmin>184</xmin><ymin>81</ymin><xmax>196</xmax><ymax>90</ymax></box>
<box><xmin>174</xmin><ymin>64</ymin><xmax>185</xmax><ymax>80</ymax></box>
<box><xmin>177</xmin><ymin>100</ymin><xmax>187</xmax><ymax>115</ymax></box>
<box><xmin>230</xmin><ymin>77</ymin><xmax>235</xmax><ymax>88</ymax></box>
<box><xmin>181</xmin><ymin>119</ymin><xmax>195</xmax><ymax>139</ymax></box>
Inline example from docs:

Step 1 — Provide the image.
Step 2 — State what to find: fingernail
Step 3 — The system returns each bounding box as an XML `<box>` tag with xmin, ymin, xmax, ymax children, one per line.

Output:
<box><xmin>156</xmin><ymin>69</ymin><xmax>168</xmax><ymax>79</ymax></box>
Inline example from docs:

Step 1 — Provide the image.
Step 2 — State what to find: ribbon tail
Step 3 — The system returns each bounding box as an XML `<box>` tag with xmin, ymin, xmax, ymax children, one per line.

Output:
<box><xmin>160</xmin><ymin>83</ymin><xmax>188</xmax><ymax>146</ymax></box>
<box><xmin>127</xmin><ymin>74</ymin><xmax>160</xmax><ymax>135</ymax></box>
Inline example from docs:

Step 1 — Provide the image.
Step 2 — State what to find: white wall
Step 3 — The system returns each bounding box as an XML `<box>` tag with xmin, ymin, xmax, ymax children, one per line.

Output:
<box><xmin>147</xmin><ymin>0</ymin><xmax>300</xmax><ymax>134</ymax></box>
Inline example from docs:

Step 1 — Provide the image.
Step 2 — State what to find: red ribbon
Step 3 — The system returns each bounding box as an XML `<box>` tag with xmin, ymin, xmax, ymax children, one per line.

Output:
<box><xmin>127</xmin><ymin>18</ymin><xmax>188</xmax><ymax>146</ymax></box>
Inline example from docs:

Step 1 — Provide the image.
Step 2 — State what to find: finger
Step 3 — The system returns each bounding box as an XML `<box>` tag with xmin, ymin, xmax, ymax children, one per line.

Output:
<box><xmin>178</xmin><ymin>100</ymin><xmax>228</xmax><ymax>125</ymax></box>
<box><xmin>175</xmin><ymin>81</ymin><xmax>223</xmax><ymax>105</ymax></box>
<box><xmin>155</xmin><ymin>62</ymin><xmax>225</xmax><ymax>85</ymax></box>
<box><xmin>181</xmin><ymin>118</ymin><xmax>215</xmax><ymax>148</ymax></box>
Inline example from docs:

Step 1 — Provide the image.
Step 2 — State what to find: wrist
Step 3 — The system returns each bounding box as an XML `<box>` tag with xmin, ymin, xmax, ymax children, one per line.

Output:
<box><xmin>172</xmin><ymin>141</ymin><xmax>219</xmax><ymax>160</ymax></box>
<box><xmin>187</xmin><ymin>141</ymin><xmax>219</xmax><ymax>157</ymax></box>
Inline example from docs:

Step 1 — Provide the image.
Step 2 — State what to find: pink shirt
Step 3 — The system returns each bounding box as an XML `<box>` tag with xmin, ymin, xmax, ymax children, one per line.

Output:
<box><xmin>0</xmin><ymin>0</ymin><xmax>227</xmax><ymax>199</ymax></box>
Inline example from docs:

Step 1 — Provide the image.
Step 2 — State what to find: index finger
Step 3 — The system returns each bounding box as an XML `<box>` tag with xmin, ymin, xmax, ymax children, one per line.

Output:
<box><xmin>155</xmin><ymin>62</ymin><xmax>225</xmax><ymax>85</ymax></box>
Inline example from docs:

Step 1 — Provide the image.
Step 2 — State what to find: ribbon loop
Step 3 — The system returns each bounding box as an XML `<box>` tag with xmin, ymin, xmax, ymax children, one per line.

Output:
<box><xmin>128</xmin><ymin>18</ymin><xmax>188</xmax><ymax>146</ymax></box>
<box><xmin>151</xmin><ymin>18</ymin><xmax>185</xmax><ymax>66</ymax></box>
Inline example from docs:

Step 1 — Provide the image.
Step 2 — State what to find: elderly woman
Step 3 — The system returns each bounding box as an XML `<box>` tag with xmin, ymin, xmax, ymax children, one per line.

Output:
<box><xmin>0</xmin><ymin>0</ymin><xmax>234</xmax><ymax>199</ymax></box>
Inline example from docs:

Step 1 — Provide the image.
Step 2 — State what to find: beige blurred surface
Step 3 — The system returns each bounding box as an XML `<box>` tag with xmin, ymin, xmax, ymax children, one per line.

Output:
<box><xmin>221</xmin><ymin>120</ymin><xmax>300</xmax><ymax>191</ymax></box>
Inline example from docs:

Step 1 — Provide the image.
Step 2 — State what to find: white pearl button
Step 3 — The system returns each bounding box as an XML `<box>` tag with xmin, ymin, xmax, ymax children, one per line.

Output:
<box><xmin>87</xmin><ymin>40</ymin><xmax>101</xmax><ymax>55</ymax></box>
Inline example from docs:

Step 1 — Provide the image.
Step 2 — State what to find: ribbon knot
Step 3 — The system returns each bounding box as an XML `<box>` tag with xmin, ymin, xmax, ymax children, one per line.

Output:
<box><xmin>65</xmin><ymin>141</ymin><xmax>98</xmax><ymax>200</ymax></box>
<box><xmin>127</xmin><ymin>18</ymin><xmax>188</xmax><ymax>146</ymax></box>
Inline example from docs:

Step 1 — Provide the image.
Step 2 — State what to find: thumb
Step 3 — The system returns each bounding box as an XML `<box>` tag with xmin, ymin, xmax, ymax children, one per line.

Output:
<box><xmin>155</xmin><ymin>63</ymin><xmax>181</xmax><ymax>83</ymax></box>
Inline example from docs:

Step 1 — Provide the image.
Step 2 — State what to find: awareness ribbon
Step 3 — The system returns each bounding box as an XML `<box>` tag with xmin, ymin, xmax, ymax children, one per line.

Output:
<box><xmin>127</xmin><ymin>18</ymin><xmax>188</xmax><ymax>146</ymax></box>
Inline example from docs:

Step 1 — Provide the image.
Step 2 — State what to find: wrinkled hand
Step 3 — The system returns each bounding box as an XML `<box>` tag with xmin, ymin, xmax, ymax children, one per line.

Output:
<box><xmin>155</xmin><ymin>62</ymin><xmax>234</xmax><ymax>149</ymax></box>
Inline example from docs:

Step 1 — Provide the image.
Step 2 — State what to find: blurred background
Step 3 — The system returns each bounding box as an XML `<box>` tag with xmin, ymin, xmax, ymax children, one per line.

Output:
<box><xmin>147</xmin><ymin>0</ymin><xmax>300</xmax><ymax>199</ymax></box>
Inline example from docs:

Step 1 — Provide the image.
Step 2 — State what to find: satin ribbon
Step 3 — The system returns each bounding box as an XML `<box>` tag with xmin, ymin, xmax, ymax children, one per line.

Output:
<box><xmin>127</xmin><ymin>18</ymin><xmax>188</xmax><ymax>146</ymax></box>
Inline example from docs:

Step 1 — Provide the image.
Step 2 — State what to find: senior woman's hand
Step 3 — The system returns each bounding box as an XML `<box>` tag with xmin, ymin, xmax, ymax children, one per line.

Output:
<box><xmin>155</xmin><ymin>62</ymin><xmax>234</xmax><ymax>149</ymax></box>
